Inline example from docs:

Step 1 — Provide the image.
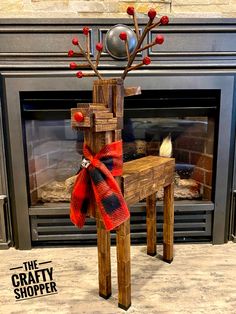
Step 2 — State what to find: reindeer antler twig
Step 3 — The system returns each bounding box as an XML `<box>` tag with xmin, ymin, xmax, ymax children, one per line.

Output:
<box><xmin>127</xmin><ymin>6</ymin><xmax>139</xmax><ymax>40</ymax></box>
<box><xmin>119</xmin><ymin>32</ymin><xmax>131</xmax><ymax>63</ymax></box>
<box><xmin>67</xmin><ymin>11</ymin><xmax>169</xmax><ymax>81</ymax></box>
<box><xmin>68</xmin><ymin>26</ymin><xmax>104</xmax><ymax>80</ymax></box>
<box><xmin>95</xmin><ymin>43</ymin><xmax>103</xmax><ymax>68</ymax></box>
<box><xmin>121</xmin><ymin>8</ymin><xmax>169</xmax><ymax>80</ymax></box>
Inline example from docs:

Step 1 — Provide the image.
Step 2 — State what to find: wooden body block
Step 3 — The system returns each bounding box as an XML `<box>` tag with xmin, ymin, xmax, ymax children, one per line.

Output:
<box><xmin>122</xmin><ymin>156</ymin><xmax>175</xmax><ymax>206</ymax></box>
<box><xmin>122</xmin><ymin>155</ymin><xmax>175</xmax><ymax>263</ymax></box>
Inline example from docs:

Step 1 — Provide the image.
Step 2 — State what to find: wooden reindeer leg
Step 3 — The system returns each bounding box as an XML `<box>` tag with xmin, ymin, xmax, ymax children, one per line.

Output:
<box><xmin>84</xmin><ymin>130</ymin><xmax>113</xmax><ymax>299</ymax></box>
<box><xmin>146</xmin><ymin>193</ymin><xmax>157</xmax><ymax>256</ymax></box>
<box><xmin>163</xmin><ymin>182</ymin><xmax>174</xmax><ymax>263</ymax></box>
<box><xmin>92</xmin><ymin>79</ymin><xmax>124</xmax><ymax>301</ymax></box>
<box><xmin>96</xmin><ymin>216</ymin><xmax>112</xmax><ymax>299</ymax></box>
<box><xmin>116</xmin><ymin>218</ymin><xmax>131</xmax><ymax>310</ymax></box>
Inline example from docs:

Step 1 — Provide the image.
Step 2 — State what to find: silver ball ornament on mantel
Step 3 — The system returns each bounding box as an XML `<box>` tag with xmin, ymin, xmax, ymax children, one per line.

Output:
<box><xmin>105</xmin><ymin>24</ymin><xmax>137</xmax><ymax>60</ymax></box>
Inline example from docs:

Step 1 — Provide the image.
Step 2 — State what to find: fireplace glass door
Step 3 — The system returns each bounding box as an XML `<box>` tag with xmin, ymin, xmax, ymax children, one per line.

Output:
<box><xmin>123</xmin><ymin>116</ymin><xmax>214</xmax><ymax>201</ymax></box>
<box><xmin>21</xmin><ymin>89</ymin><xmax>219</xmax><ymax>243</ymax></box>
<box><xmin>25</xmin><ymin>118</ymin><xmax>82</xmax><ymax>205</ymax></box>
<box><xmin>22</xmin><ymin>91</ymin><xmax>89</xmax><ymax>207</ymax></box>
<box><xmin>123</xmin><ymin>90</ymin><xmax>217</xmax><ymax>204</ymax></box>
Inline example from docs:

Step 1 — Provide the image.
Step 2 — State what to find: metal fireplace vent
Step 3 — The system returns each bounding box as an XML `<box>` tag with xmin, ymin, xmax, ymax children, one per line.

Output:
<box><xmin>31</xmin><ymin>205</ymin><xmax>212</xmax><ymax>244</ymax></box>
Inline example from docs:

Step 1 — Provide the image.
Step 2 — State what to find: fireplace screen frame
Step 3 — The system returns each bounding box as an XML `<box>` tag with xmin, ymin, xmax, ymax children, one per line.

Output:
<box><xmin>0</xmin><ymin>71</ymin><xmax>234</xmax><ymax>249</ymax></box>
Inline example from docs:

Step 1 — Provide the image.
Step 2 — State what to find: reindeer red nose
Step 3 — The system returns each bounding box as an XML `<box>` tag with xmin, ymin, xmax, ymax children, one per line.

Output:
<box><xmin>74</xmin><ymin>112</ymin><xmax>84</xmax><ymax>122</ymax></box>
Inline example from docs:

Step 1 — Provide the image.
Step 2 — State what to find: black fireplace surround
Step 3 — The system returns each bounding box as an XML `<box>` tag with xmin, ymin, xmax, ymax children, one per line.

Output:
<box><xmin>0</xmin><ymin>18</ymin><xmax>236</xmax><ymax>249</ymax></box>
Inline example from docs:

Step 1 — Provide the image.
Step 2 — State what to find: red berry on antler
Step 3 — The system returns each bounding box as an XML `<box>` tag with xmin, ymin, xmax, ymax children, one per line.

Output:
<box><xmin>148</xmin><ymin>8</ymin><xmax>157</xmax><ymax>20</ymax></box>
<box><xmin>70</xmin><ymin>62</ymin><xmax>77</xmax><ymax>69</ymax></box>
<box><xmin>76</xmin><ymin>71</ymin><xmax>83</xmax><ymax>79</ymax></box>
<box><xmin>119</xmin><ymin>32</ymin><xmax>128</xmax><ymax>41</ymax></box>
<box><xmin>96</xmin><ymin>43</ymin><xmax>103</xmax><ymax>52</ymax></box>
<box><xmin>143</xmin><ymin>56</ymin><xmax>151</xmax><ymax>65</ymax></box>
<box><xmin>160</xmin><ymin>16</ymin><xmax>169</xmax><ymax>25</ymax></box>
<box><xmin>68</xmin><ymin>50</ymin><xmax>74</xmax><ymax>57</ymax></box>
<box><xmin>72</xmin><ymin>37</ymin><xmax>79</xmax><ymax>45</ymax></box>
<box><xmin>83</xmin><ymin>27</ymin><xmax>90</xmax><ymax>36</ymax></box>
<box><xmin>127</xmin><ymin>6</ymin><xmax>135</xmax><ymax>16</ymax></box>
<box><xmin>155</xmin><ymin>35</ymin><xmax>164</xmax><ymax>44</ymax></box>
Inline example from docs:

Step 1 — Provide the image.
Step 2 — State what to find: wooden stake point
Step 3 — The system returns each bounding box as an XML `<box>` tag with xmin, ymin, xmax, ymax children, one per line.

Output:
<box><xmin>163</xmin><ymin>257</ymin><xmax>174</xmax><ymax>264</ymax></box>
<box><xmin>118</xmin><ymin>302</ymin><xmax>132</xmax><ymax>311</ymax></box>
<box><xmin>99</xmin><ymin>292</ymin><xmax>112</xmax><ymax>299</ymax></box>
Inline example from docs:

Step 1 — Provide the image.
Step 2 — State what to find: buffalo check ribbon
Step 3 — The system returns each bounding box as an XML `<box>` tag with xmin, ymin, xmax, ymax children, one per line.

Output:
<box><xmin>70</xmin><ymin>140</ymin><xmax>130</xmax><ymax>231</ymax></box>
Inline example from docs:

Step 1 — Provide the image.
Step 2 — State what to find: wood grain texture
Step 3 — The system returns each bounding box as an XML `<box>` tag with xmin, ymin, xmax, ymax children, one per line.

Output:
<box><xmin>122</xmin><ymin>156</ymin><xmax>175</xmax><ymax>206</ymax></box>
<box><xmin>124</xmin><ymin>86</ymin><xmax>141</xmax><ymax>97</ymax></box>
<box><xmin>163</xmin><ymin>182</ymin><xmax>174</xmax><ymax>263</ymax></box>
<box><xmin>96</xmin><ymin>216</ymin><xmax>112</xmax><ymax>299</ymax></box>
<box><xmin>146</xmin><ymin>193</ymin><xmax>157</xmax><ymax>257</ymax></box>
<box><xmin>116</xmin><ymin>219</ymin><xmax>131</xmax><ymax>310</ymax></box>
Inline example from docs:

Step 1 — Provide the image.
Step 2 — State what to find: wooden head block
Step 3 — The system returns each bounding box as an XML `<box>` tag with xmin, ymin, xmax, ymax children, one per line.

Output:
<box><xmin>93</xmin><ymin>79</ymin><xmax>124</xmax><ymax>119</ymax></box>
<box><xmin>71</xmin><ymin>103</ymin><xmax>109</xmax><ymax>129</ymax></box>
<box><xmin>71</xmin><ymin>103</ymin><xmax>119</xmax><ymax>132</ymax></box>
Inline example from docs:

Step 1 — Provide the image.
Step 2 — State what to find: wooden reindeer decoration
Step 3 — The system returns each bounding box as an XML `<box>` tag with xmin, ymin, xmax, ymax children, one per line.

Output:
<box><xmin>68</xmin><ymin>7</ymin><xmax>174</xmax><ymax>311</ymax></box>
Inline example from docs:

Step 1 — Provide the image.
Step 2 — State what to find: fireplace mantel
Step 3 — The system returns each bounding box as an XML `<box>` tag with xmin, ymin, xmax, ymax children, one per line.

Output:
<box><xmin>0</xmin><ymin>18</ymin><xmax>236</xmax><ymax>71</ymax></box>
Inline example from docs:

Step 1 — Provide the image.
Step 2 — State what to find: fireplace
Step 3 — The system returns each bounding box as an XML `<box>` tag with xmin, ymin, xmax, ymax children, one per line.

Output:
<box><xmin>19</xmin><ymin>87</ymin><xmax>219</xmax><ymax>246</ymax></box>
<box><xmin>0</xmin><ymin>18</ymin><xmax>235</xmax><ymax>249</ymax></box>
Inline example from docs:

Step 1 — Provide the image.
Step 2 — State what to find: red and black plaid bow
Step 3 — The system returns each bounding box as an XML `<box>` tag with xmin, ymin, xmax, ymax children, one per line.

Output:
<box><xmin>70</xmin><ymin>140</ymin><xmax>130</xmax><ymax>231</ymax></box>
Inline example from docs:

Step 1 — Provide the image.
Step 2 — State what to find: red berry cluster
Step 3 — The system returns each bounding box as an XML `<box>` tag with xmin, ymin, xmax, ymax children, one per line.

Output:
<box><xmin>127</xmin><ymin>5</ymin><xmax>169</xmax><ymax>25</ymax></box>
<box><xmin>68</xmin><ymin>8</ymin><xmax>169</xmax><ymax>80</ymax></box>
<box><xmin>68</xmin><ymin>27</ymin><xmax>104</xmax><ymax>79</ymax></box>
